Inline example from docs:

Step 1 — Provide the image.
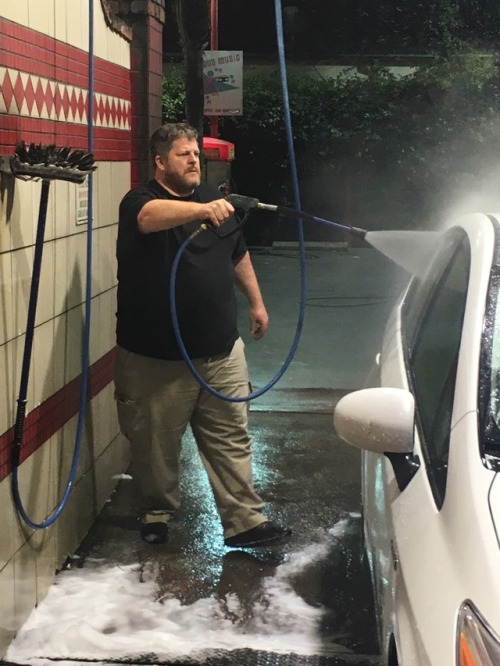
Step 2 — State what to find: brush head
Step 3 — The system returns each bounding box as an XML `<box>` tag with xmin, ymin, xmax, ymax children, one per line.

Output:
<box><xmin>10</xmin><ymin>142</ymin><xmax>97</xmax><ymax>183</ymax></box>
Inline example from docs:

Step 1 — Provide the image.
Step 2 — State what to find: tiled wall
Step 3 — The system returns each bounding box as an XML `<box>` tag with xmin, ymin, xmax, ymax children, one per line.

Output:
<box><xmin>0</xmin><ymin>1</ymin><xmax>132</xmax><ymax>657</ymax></box>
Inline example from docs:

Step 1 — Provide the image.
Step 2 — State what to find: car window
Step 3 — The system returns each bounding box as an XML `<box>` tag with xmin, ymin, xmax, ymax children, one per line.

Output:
<box><xmin>402</xmin><ymin>229</ymin><xmax>465</xmax><ymax>344</ymax></box>
<box><xmin>402</xmin><ymin>233</ymin><xmax>470</xmax><ymax>508</ymax></box>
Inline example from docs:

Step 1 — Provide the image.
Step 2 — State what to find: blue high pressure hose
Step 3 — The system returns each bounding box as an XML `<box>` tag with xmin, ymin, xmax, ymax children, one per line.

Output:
<box><xmin>170</xmin><ymin>0</ymin><xmax>307</xmax><ymax>403</ymax></box>
<box><xmin>11</xmin><ymin>0</ymin><xmax>95</xmax><ymax>528</ymax></box>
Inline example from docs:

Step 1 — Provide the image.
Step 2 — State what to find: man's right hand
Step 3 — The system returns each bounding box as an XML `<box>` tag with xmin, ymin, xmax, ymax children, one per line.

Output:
<box><xmin>203</xmin><ymin>199</ymin><xmax>235</xmax><ymax>227</ymax></box>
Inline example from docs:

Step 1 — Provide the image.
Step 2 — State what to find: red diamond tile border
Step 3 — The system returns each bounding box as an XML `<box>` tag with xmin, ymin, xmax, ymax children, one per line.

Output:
<box><xmin>0</xmin><ymin>17</ymin><xmax>132</xmax><ymax>160</ymax></box>
<box><xmin>0</xmin><ymin>67</ymin><xmax>131</xmax><ymax>130</ymax></box>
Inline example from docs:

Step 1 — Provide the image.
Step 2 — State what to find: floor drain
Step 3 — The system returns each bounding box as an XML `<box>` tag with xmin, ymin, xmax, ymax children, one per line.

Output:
<box><xmin>0</xmin><ymin>649</ymin><xmax>380</xmax><ymax>666</ymax></box>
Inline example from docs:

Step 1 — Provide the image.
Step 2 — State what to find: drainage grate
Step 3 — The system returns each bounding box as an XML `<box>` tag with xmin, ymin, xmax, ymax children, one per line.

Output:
<box><xmin>2</xmin><ymin>649</ymin><xmax>381</xmax><ymax>666</ymax></box>
<box><xmin>149</xmin><ymin>649</ymin><xmax>381</xmax><ymax>665</ymax></box>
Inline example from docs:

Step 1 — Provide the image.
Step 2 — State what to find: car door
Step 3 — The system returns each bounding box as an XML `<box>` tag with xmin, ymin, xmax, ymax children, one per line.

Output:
<box><xmin>380</xmin><ymin>228</ymin><xmax>471</xmax><ymax>664</ymax></box>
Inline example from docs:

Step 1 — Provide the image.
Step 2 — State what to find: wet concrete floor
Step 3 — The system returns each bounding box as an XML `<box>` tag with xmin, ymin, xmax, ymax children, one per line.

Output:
<box><xmin>61</xmin><ymin>393</ymin><xmax>380</xmax><ymax>665</ymax></box>
<box><xmin>5</xmin><ymin>246</ymin><xmax>407</xmax><ymax>666</ymax></box>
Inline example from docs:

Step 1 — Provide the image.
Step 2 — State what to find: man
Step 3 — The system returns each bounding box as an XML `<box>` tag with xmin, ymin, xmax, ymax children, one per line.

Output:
<box><xmin>114</xmin><ymin>122</ymin><xmax>291</xmax><ymax>547</ymax></box>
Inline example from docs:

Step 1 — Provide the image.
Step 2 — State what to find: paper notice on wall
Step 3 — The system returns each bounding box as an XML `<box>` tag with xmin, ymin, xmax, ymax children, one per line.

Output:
<box><xmin>203</xmin><ymin>50</ymin><xmax>243</xmax><ymax>116</ymax></box>
<box><xmin>76</xmin><ymin>177</ymin><xmax>89</xmax><ymax>225</ymax></box>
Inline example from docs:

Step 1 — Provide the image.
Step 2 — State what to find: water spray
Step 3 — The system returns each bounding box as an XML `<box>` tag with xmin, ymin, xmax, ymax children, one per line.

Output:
<box><xmin>227</xmin><ymin>193</ymin><xmax>441</xmax><ymax>276</ymax></box>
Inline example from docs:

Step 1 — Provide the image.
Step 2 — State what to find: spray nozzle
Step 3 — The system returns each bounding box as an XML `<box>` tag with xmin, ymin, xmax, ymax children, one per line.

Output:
<box><xmin>227</xmin><ymin>193</ymin><xmax>261</xmax><ymax>212</ymax></box>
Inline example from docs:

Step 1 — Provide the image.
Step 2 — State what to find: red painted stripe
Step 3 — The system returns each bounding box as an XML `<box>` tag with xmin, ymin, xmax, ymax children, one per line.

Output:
<box><xmin>0</xmin><ymin>115</ymin><xmax>131</xmax><ymax>161</ymax></box>
<box><xmin>0</xmin><ymin>348</ymin><xmax>116</xmax><ymax>483</ymax></box>
<box><xmin>0</xmin><ymin>18</ymin><xmax>131</xmax><ymax>99</ymax></box>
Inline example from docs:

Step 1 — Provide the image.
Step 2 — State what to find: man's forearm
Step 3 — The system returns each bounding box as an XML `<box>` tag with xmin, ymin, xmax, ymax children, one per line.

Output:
<box><xmin>233</xmin><ymin>252</ymin><xmax>264</xmax><ymax>306</ymax></box>
<box><xmin>234</xmin><ymin>251</ymin><xmax>269</xmax><ymax>339</ymax></box>
<box><xmin>137</xmin><ymin>199</ymin><xmax>207</xmax><ymax>233</ymax></box>
<box><xmin>137</xmin><ymin>197</ymin><xmax>235</xmax><ymax>234</ymax></box>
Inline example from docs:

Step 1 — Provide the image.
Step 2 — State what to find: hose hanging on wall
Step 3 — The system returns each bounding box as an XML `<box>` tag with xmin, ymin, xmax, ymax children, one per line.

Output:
<box><xmin>10</xmin><ymin>0</ymin><xmax>96</xmax><ymax>529</ymax></box>
<box><xmin>170</xmin><ymin>0</ymin><xmax>307</xmax><ymax>403</ymax></box>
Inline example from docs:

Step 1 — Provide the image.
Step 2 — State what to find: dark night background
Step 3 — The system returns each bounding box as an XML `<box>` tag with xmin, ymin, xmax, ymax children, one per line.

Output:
<box><xmin>161</xmin><ymin>1</ymin><xmax>500</xmax><ymax>244</ymax></box>
<box><xmin>164</xmin><ymin>1</ymin><xmax>500</xmax><ymax>58</ymax></box>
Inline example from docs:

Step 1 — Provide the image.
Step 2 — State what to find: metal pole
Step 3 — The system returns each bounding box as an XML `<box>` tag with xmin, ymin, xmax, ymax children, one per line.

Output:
<box><xmin>210</xmin><ymin>0</ymin><xmax>219</xmax><ymax>138</ymax></box>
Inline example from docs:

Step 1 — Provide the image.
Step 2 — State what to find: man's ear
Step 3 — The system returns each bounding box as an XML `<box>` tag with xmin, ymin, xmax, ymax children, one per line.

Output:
<box><xmin>154</xmin><ymin>154</ymin><xmax>165</xmax><ymax>172</ymax></box>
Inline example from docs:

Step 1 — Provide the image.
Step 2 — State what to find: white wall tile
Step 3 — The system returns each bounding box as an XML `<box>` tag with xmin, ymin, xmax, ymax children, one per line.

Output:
<box><xmin>53</xmin><ymin>0</ymin><xmax>68</xmax><ymax>44</ymax></box>
<box><xmin>91</xmin><ymin>227</ymin><xmax>101</xmax><ymax>299</ymax></box>
<box><xmin>101</xmin><ymin>225</ymin><xmax>117</xmax><ymax>292</ymax></box>
<box><xmin>66</xmin><ymin>231</ymin><xmax>87</xmax><ymax>310</ymax></box>
<box><xmin>13</xmin><ymin>539</ymin><xmax>37</xmax><ymax>630</ymax></box>
<box><xmin>33</xmin><ymin>527</ymin><xmax>56</xmax><ymax>606</ymax></box>
<box><xmin>88</xmin><ymin>291</ymin><xmax>101</xmax><ymax>367</ymax></box>
<box><xmin>96</xmin><ymin>383</ymin><xmax>121</xmax><ymax>458</ymax></box>
<box><xmin>80</xmin><ymin>0</ymin><xmax>90</xmax><ymax>53</ymax></box>
<box><xmin>0</xmin><ymin>340</ymin><xmax>17</xmax><ymax>435</ymax></box>
<box><xmin>12</xmin><ymin>439</ymin><xmax>57</xmax><ymax>546</ymax></box>
<box><xmin>27</xmin><ymin>0</ymin><xmax>55</xmax><ymax>37</ymax></box>
<box><xmin>11</xmin><ymin>245</ymin><xmax>34</xmax><ymax>338</ymax></box>
<box><xmin>0</xmin><ymin>0</ymin><xmax>29</xmax><ymax>24</ymax></box>
<box><xmin>51</xmin><ymin>311</ymin><xmax>67</xmax><ymax>393</ymax></box>
<box><xmin>53</xmin><ymin>237</ymin><xmax>70</xmax><ymax>317</ymax></box>
<box><xmin>95</xmin><ymin>161</ymin><xmax>112</xmax><ymax>229</ymax></box>
<box><xmin>37</xmin><ymin>181</ymin><xmax>56</xmax><ymax>244</ymax></box>
<box><xmin>10</xmin><ymin>180</ymin><xmax>36</xmax><ymax>252</ymax></box>
<box><xmin>32</xmin><ymin>319</ymin><xmax>55</xmax><ymax>405</ymax></box>
<box><xmin>54</xmin><ymin>413</ymin><xmax>91</xmax><ymax>494</ymax></box>
<box><xmin>52</xmin><ymin>179</ymin><xmax>74</xmax><ymax>240</ymax></box>
<box><xmin>98</xmin><ymin>288</ymin><xmax>116</xmax><ymax>359</ymax></box>
<box><xmin>0</xmin><ymin>252</ymin><xmax>14</xmax><ymax>345</ymax></box>
<box><xmin>0</xmin><ymin>478</ymin><xmax>15</xmax><ymax>572</ymax></box>
<box><xmin>65</xmin><ymin>0</ymin><xmax>84</xmax><ymax>50</ymax></box>
<box><xmin>0</xmin><ymin>178</ymin><xmax>14</xmax><ymax>254</ymax></box>
<box><xmin>13</xmin><ymin>333</ymin><xmax>36</xmax><ymax>422</ymax></box>
<box><xmin>93</xmin><ymin>0</ymin><xmax>109</xmax><ymax>62</ymax></box>
<box><xmin>63</xmin><ymin>304</ymin><xmax>85</xmax><ymax>384</ymax></box>
<box><xmin>54</xmin><ymin>468</ymin><xmax>97</xmax><ymax>569</ymax></box>
<box><xmin>94</xmin><ymin>0</ymin><xmax>130</xmax><ymax>67</ymax></box>
<box><xmin>0</xmin><ymin>559</ymin><xmax>16</xmax><ymax>659</ymax></box>
<box><xmin>34</xmin><ymin>240</ymin><xmax>55</xmax><ymax>327</ymax></box>
<box><xmin>111</xmin><ymin>161</ymin><xmax>131</xmax><ymax>208</ymax></box>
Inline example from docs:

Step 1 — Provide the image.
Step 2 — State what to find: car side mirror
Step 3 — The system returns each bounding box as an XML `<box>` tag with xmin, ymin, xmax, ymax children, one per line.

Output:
<box><xmin>333</xmin><ymin>387</ymin><xmax>415</xmax><ymax>454</ymax></box>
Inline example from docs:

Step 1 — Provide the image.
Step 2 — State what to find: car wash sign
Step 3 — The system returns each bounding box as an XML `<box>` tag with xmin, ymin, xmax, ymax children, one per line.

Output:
<box><xmin>203</xmin><ymin>51</ymin><xmax>243</xmax><ymax>116</ymax></box>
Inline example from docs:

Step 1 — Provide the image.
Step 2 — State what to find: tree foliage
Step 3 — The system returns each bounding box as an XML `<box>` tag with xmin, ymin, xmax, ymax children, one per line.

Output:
<box><xmin>163</xmin><ymin>55</ymin><xmax>500</xmax><ymax>243</ymax></box>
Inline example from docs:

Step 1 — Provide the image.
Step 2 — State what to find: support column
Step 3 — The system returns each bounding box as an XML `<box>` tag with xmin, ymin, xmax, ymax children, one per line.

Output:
<box><xmin>110</xmin><ymin>0</ymin><xmax>166</xmax><ymax>187</ymax></box>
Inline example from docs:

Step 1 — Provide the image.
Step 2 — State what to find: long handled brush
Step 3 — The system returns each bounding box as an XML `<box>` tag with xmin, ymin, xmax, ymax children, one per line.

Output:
<box><xmin>10</xmin><ymin>142</ymin><xmax>96</xmax><ymax>528</ymax></box>
<box><xmin>10</xmin><ymin>141</ymin><xmax>96</xmax><ymax>183</ymax></box>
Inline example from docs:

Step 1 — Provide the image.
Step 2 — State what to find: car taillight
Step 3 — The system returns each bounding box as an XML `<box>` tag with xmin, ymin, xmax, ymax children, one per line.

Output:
<box><xmin>457</xmin><ymin>601</ymin><xmax>500</xmax><ymax>665</ymax></box>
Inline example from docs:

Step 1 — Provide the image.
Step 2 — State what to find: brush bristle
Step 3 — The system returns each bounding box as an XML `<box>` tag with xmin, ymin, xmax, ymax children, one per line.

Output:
<box><xmin>11</xmin><ymin>141</ymin><xmax>97</xmax><ymax>183</ymax></box>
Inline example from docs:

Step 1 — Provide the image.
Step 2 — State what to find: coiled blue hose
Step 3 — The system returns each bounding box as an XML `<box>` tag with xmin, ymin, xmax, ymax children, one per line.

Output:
<box><xmin>170</xmin><ymin>0</ymin><xmax>307</xmax><ymax>403</ymax></box>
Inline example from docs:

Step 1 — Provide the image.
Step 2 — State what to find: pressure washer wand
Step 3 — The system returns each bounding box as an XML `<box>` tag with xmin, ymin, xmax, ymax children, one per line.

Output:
<box><xmin>227</xmin><ymin>193</ymin><xmax>368</xmax><ymax>239</ymax></box>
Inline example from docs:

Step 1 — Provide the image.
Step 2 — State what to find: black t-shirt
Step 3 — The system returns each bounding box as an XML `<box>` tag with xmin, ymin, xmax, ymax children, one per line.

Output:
<box><xmin>116</xmin><ymin>179</ymin><xmax>247</xmax><ymax>360</ymax></box>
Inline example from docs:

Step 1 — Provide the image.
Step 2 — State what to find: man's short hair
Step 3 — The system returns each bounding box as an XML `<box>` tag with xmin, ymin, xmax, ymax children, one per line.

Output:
<box><xmin>149</xmin><ymin>123</ymin><xmax>199</xmax><ymax>163</ymax></box>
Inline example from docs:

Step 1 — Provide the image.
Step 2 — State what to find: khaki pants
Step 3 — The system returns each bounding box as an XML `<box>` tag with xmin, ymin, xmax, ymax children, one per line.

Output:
<box><xmin>114</xmin><ymin>338</ymin><xmax>267</xmax><ymax>538</ymax></box>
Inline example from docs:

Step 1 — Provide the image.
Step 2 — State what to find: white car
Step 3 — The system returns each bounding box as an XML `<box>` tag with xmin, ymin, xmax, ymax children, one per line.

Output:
<box><xmin>333</xmin><ymin>213</ymin><xmax>500</xmax><ymax>665</ymax></box>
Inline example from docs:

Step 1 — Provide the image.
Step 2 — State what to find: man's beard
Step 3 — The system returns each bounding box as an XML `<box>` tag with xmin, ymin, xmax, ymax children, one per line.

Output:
<box><xmin>164</xmin><ymin>169</ymin><xmax>200</xmax><ymax>195</ymax></box>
